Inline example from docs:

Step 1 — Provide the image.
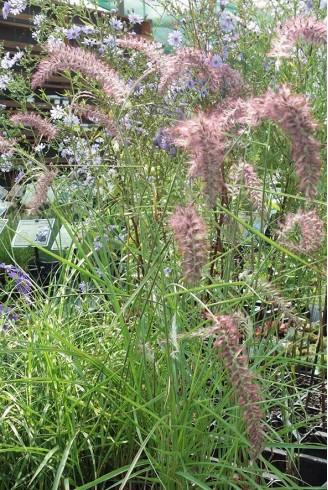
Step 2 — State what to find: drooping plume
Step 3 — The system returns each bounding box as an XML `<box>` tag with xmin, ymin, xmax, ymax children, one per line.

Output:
<box><xmin>269</xmin><ymin>15</ymin><xmax>327</xmax><ymax>60</ymax></box>
<box><xmin>276</xmin><ymin>208</ymin><xmax>324</xmax><ymax>255</ymax></box>
<box><xmin>116</xmin><ymin>35</ymin><xmax>163</xmax><ymax>64</ymax></box>
<box><xmin>169</xmin><ymin>205</ymin><xmax>208</xmax><ymax>284</ymax></box>
<box><xmin>10</xmin><ymin>112</ymin><xmax>57</xmax><ymax>140</ymax></box>
<box><xmin>71</xmin><ymin>103</ymin><xmax>117</xmax><ymax>134</ymax></box>
<box><xmin>242</xmin><ymin>85</ymin><xmax>322</xmax><ymax>198</ymax></box>
<box><xmin>166</xmin><ymin>112</ymin><xmax>229</xmax><ymax>207</ymax></box>
<box><xmin>31</xmin><ymin>45</ymin><xmax>128</xmax><ymax>102</ymax></box>
<box><xmin>205</xmin><ymin>312</ymin><xmax>265</xmax><ymax>460</ymax></box>
<box><xmin>26</xmin><ymin>169</ymin><xmax>58</xmax><ymax>215</ymax></box>
<box><xmin>158</xmin><ymin>47</ymin><xmax>244</xmax><ymax>98</ymax></box>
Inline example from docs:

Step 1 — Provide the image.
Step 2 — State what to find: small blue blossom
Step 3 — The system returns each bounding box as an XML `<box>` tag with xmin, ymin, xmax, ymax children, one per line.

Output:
<box><xmin>65</xmin><ymin>25</ymin><xmax>82</xmax><ymax>40</ymax></box>
<box><xmin>210</xmin><ymin>54</ymin><xmax>223</xmax><ymax>68</ymax></box>
<box><xmin>168</xmin><ymin>30</ymin><xmax>183</xmax><ymax>48</ymax></box>
<box><xmin>185</xmin><ymin>79</ymin><xmax>195</xmax><ymax>90</ymax></box>
<box><xmin>93</xmin><ymin>236</ymin><xmax>103</xmax><ymax>251</ymax></box>
<box><xmin>163</xmin><ymin>267</ymin><xmax>172</xmax><ymax>277</ymax></box>
<box><xmin>0</xmin><ymin>304</ymin><xmax>18</xmax><ymax>331</ymax></box>
<box><xmin>128</xmin><ymin>12</ymin><xmax>143</xmax><ymax>24</ymax></box>
<box><xmin>14</xmin><ymin>169</ymin><xmax>24</xmax><ymax>182</ymax></box>
<box><xmin>63</xmin><ymin>114</ymin><xmax>79</xmax><ymax>126</ymax></box>
<box><xmin>79</xmin><ymin>281</ymin><xmax>89</xmax><ymax>293</ymax></box>
<box><xmin>110</xmin><ymin>17</ymin><xmax>123</xmax><ymax>30</ymax></box>
<box><xmin>0</xmin><ymin>263</ymin><xmax>32</xmax><ymax>300</ymax></box>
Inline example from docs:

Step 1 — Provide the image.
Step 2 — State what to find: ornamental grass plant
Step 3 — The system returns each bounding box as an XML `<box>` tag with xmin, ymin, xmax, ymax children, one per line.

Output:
<box><xmin>0</xmin><ymin>0</ymin><xmax>326</xmax><ymax>488</ymax></box>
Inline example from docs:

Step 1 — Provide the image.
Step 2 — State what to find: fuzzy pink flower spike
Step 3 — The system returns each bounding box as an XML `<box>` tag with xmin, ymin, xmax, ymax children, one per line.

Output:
<box><xmin>269</xmin><ymin>15</ymin><xmax>327</xmax><ymax>60</ymax></box>
<box><xmin>276</xmin><ymin>208</ymin><xmax>324</xmax><ymax>255</ymax></box>
<box><xmin>169</xmin><ymin>205</ymin><xmax>208</xmax><ymax>284</ymax></box>
<box><xmin>159</xmin><ymin>47</ymin><xmax>243</xmax><ymax>97</ymax></box>
<box><xmin>206</xmin><ymin>312</ymin><xmax>266</xmax><ymax>460</ymax></box>
<box><xmin>31</xmin><ymin>45</ymin><xmax>128</xmax><ymax>102</ymax></box>
<box><xmin>72</xmin><ymin>103</ymin><xmax>117</xmax><ymax>135</ymax></box>
<box><xmin>166</xmin><ymin>112</ymin><xmax>227</xmax><ymax>207</ymax></box>
<box><xmin>116</xmin><ymin>35</ymin><xmax>163</xmax><ymax>65</ymax></box>
<box><xmin>243</xmin><ymin>85</ymin><xmax>322</xmax><ymax>198</ymax></box>
<box><xmin>0</xmin><ymin>134</ymin><xmax>16</xmax><ymax>156</ymax></box>
<box><xmin>243</xmin><ymin>163</ymin><xmax>267</xmax><ymax>218</ymax></box>
<box><xmin>26</xmin><ymin>169</ymin><xmax>58</xmax><ymax>215</ymax></box>
<box><xmin>10</xmin><ymin>112</ymin><xmax>57</xmax><ymax>141</ymax></box>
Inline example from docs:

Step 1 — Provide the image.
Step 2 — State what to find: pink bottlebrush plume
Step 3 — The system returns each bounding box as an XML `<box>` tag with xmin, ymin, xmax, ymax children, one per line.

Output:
<box><xmin>165</xmin><ymin>112</ymin><xmax>227</xmax><ymax>207</ymax></box>
<box><xmin>158</xmin><ymin>47</ymin><xmax>244</xmax><ymax>98</ymax></box>
<box><xmin>72</xmin><ymin>103</ymin><xmax>117</xmax><ymax>135</ymax></box>
<box><xmin>116</xmin><ymin>35</ymin><xmax>163</xmax><ymax>64</ymax></box>
<box><xmin>10</xmin><ymin>112</ymin><xmax>57</xmax><ymax>141</ymax></box>
<box><xmin>269</xmin><ymin>15</ymin><xmax>327</xmax><ymax>60</ymax></box>
<box><xmin>243</xmin><ymin>163</ymin><xmax>267</xmax><ymax>218</ymax></box>
<box><xmin>242</xmin><ymin>85</ymin><xmax>322</xmax><ymax>198</ymax></box>
<box><xmin>26</xmin><ymin>169</ymin><xmax>58</xmax><ymax>215</ymax></box>
<box><xmin>0</xmin><ymin>134</ymin><xmax>16</xmax><ymax>156</ymax></box>
<box><xmin>276</xmin><ymin>208</ymin><xmax>324</xmax><ymax>255</ymax></box>
<box><xmin>31</xmin><ymin>45</ymin><xmax>128</xmax><ymax>102</ymax></box>
<box><xmin>169</xmin><ymin>205</ymin><xmax>208</xmax><ymax>284</ymax></box>
<box><xmin>205</xmin><ymin>312</ymin><xmax>265</xmax><ymax>460</ymax></box>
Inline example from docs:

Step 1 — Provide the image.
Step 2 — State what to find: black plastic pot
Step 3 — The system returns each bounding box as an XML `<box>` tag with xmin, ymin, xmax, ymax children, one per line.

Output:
<box><xmin>27</xmin><ymin>259</ymin><xmax>60</xmax><ymax>286</ymax></box>
<box><xmin>263</xmin><ymin>440</ymin><xmax>327</xmax><ymax>487</ymax></box>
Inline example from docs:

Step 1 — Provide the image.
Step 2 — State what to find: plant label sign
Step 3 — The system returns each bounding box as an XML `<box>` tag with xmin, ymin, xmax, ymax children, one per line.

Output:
<box><xmin>12</xmin><ymin>219</ymin><xmax>55</xmax><ymax>248</ymax></box>
<box><xmin>0</xmin><ymin>203</ymin><xmax>10</xmax><ymax>217</ymax></box>
<box><xmin>0</xmin><ymin>186</ymin><xmax>8</xmax><ymax>200</ymax></box>
<box><xmin>0</xmin><ymin>219</ymin><xmax>8</xmax><ymax>235</ymax></box>
<box><xmin>51</xmin><ymin>224</ymin><xmax>77</xmax><ymax>250</ymax></box>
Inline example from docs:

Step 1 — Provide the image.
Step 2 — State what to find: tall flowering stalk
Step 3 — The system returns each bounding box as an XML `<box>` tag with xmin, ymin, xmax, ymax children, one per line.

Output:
<box><xmin>268</xmin><ymin>16</ymin><xmax>327</xmax><ymax>61</ymax></box>
<box><xmin>26</xmin><ymin>169</ymin><xmax>58</xmax><ymax>215</ymax></box>
<box><xmin>276</xmin><ymin>208</ymin><xmax>324</xmax><ymax>255</ymax></box>
<box><xmin>243</xmin><ymin>85</ymin><xmax>322</xmax><ymax>198</ymax></box>
<box><xmin>169</xmin><ymin>205</ymin><xmax>208</xmax><ymax>284</ymax></box>
<box><xmin>205</xmin><ymin>312</ymin><xmax>265</xmax><ymax>460</ymax></box>
<box><xmin>10</xmin><ymin>112</ymin><xmax>57</xmax><ymax>140</ymax></box>
<box><xmin>31</xmin><ymin>45</ymin><xmax>128</xmax><ymax>102</ymax></box>
<box><xmin>166</xmin><ymin>113</ymin><xmax>227</xmax><ymax>207</ymax></box>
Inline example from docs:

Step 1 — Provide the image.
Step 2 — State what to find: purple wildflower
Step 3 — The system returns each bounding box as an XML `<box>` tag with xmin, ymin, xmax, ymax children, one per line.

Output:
<box><xmin>2</xmin><ymin>0</ymin><xmax>26</xmax><ymax>19</ymax></box>
<box><xmin>128</xmin><ymin>12</ymin><xmax>143</xmax><ymax>24</ymax></box>
<box><xmin>210</xmin><ymin>54</ymin><xmax>223</xmax><ymax>68</ymax></box>
<box><xmin>168</xmin><ymin>30</ymin><xmax>183</xmax><ymax>48</ymax></box>
<box><xmin>0</xmin><ymin>263</ymin><xmax>32</xmax><ymax>299</ymax></box>
<box><xmin>79</xmin><ymin>281</ymin><xmax>89</xmax><ymax>293</ymax></box>
<box><xmin>65</xmin><ymin>25</ymin><xmax>82</xmax><ymax>40</ymax></box>
<box><xmin>0</xmin><ymin>304</ymin><xmax>18</xmax><ymax>331</ymax></box>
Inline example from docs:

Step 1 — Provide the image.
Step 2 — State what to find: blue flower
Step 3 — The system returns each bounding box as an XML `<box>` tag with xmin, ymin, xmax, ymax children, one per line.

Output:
<box><xmin>128</xmin><ymin>12</ymin><xmax>143</xmax><ymax>24</ymax></box>
<box><xmin>0</xmin><ymin>263</ymin><xmax>32</xmax><ymax>299</ymax></box>
<box><xmin>168</xmin><ymin>30</ymin><xmax>183</xmax><ymax>48</ymax></box>
<box><xmin>110</xmin><ymin>17</ymin><xmax>123</xmax><ymax>30</ymax></box>
<box><xmin>65</xmin><ymin>25</ymin><xmax>82</xmax><ymax>40</ymax></box>
<box><xmin>164</xmin><ymin>268</ymin><xmax>172</xmax><ymax>277</ymax></box>
<box><xmin>79</xmin><ymin>281</ymin><xmax>89</xmax><ymax>293</ymax></box>
<box><xmin>210</xmin><ymin>54</ymin><xmax>223</xmax><ymax>68</ymax></box>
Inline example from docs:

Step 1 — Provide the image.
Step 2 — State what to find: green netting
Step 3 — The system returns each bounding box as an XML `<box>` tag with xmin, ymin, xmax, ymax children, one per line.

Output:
<box><xmin>97</xmin><ymin>1</ymin><xmax>237</xmax><ymax>47</ymax></box>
